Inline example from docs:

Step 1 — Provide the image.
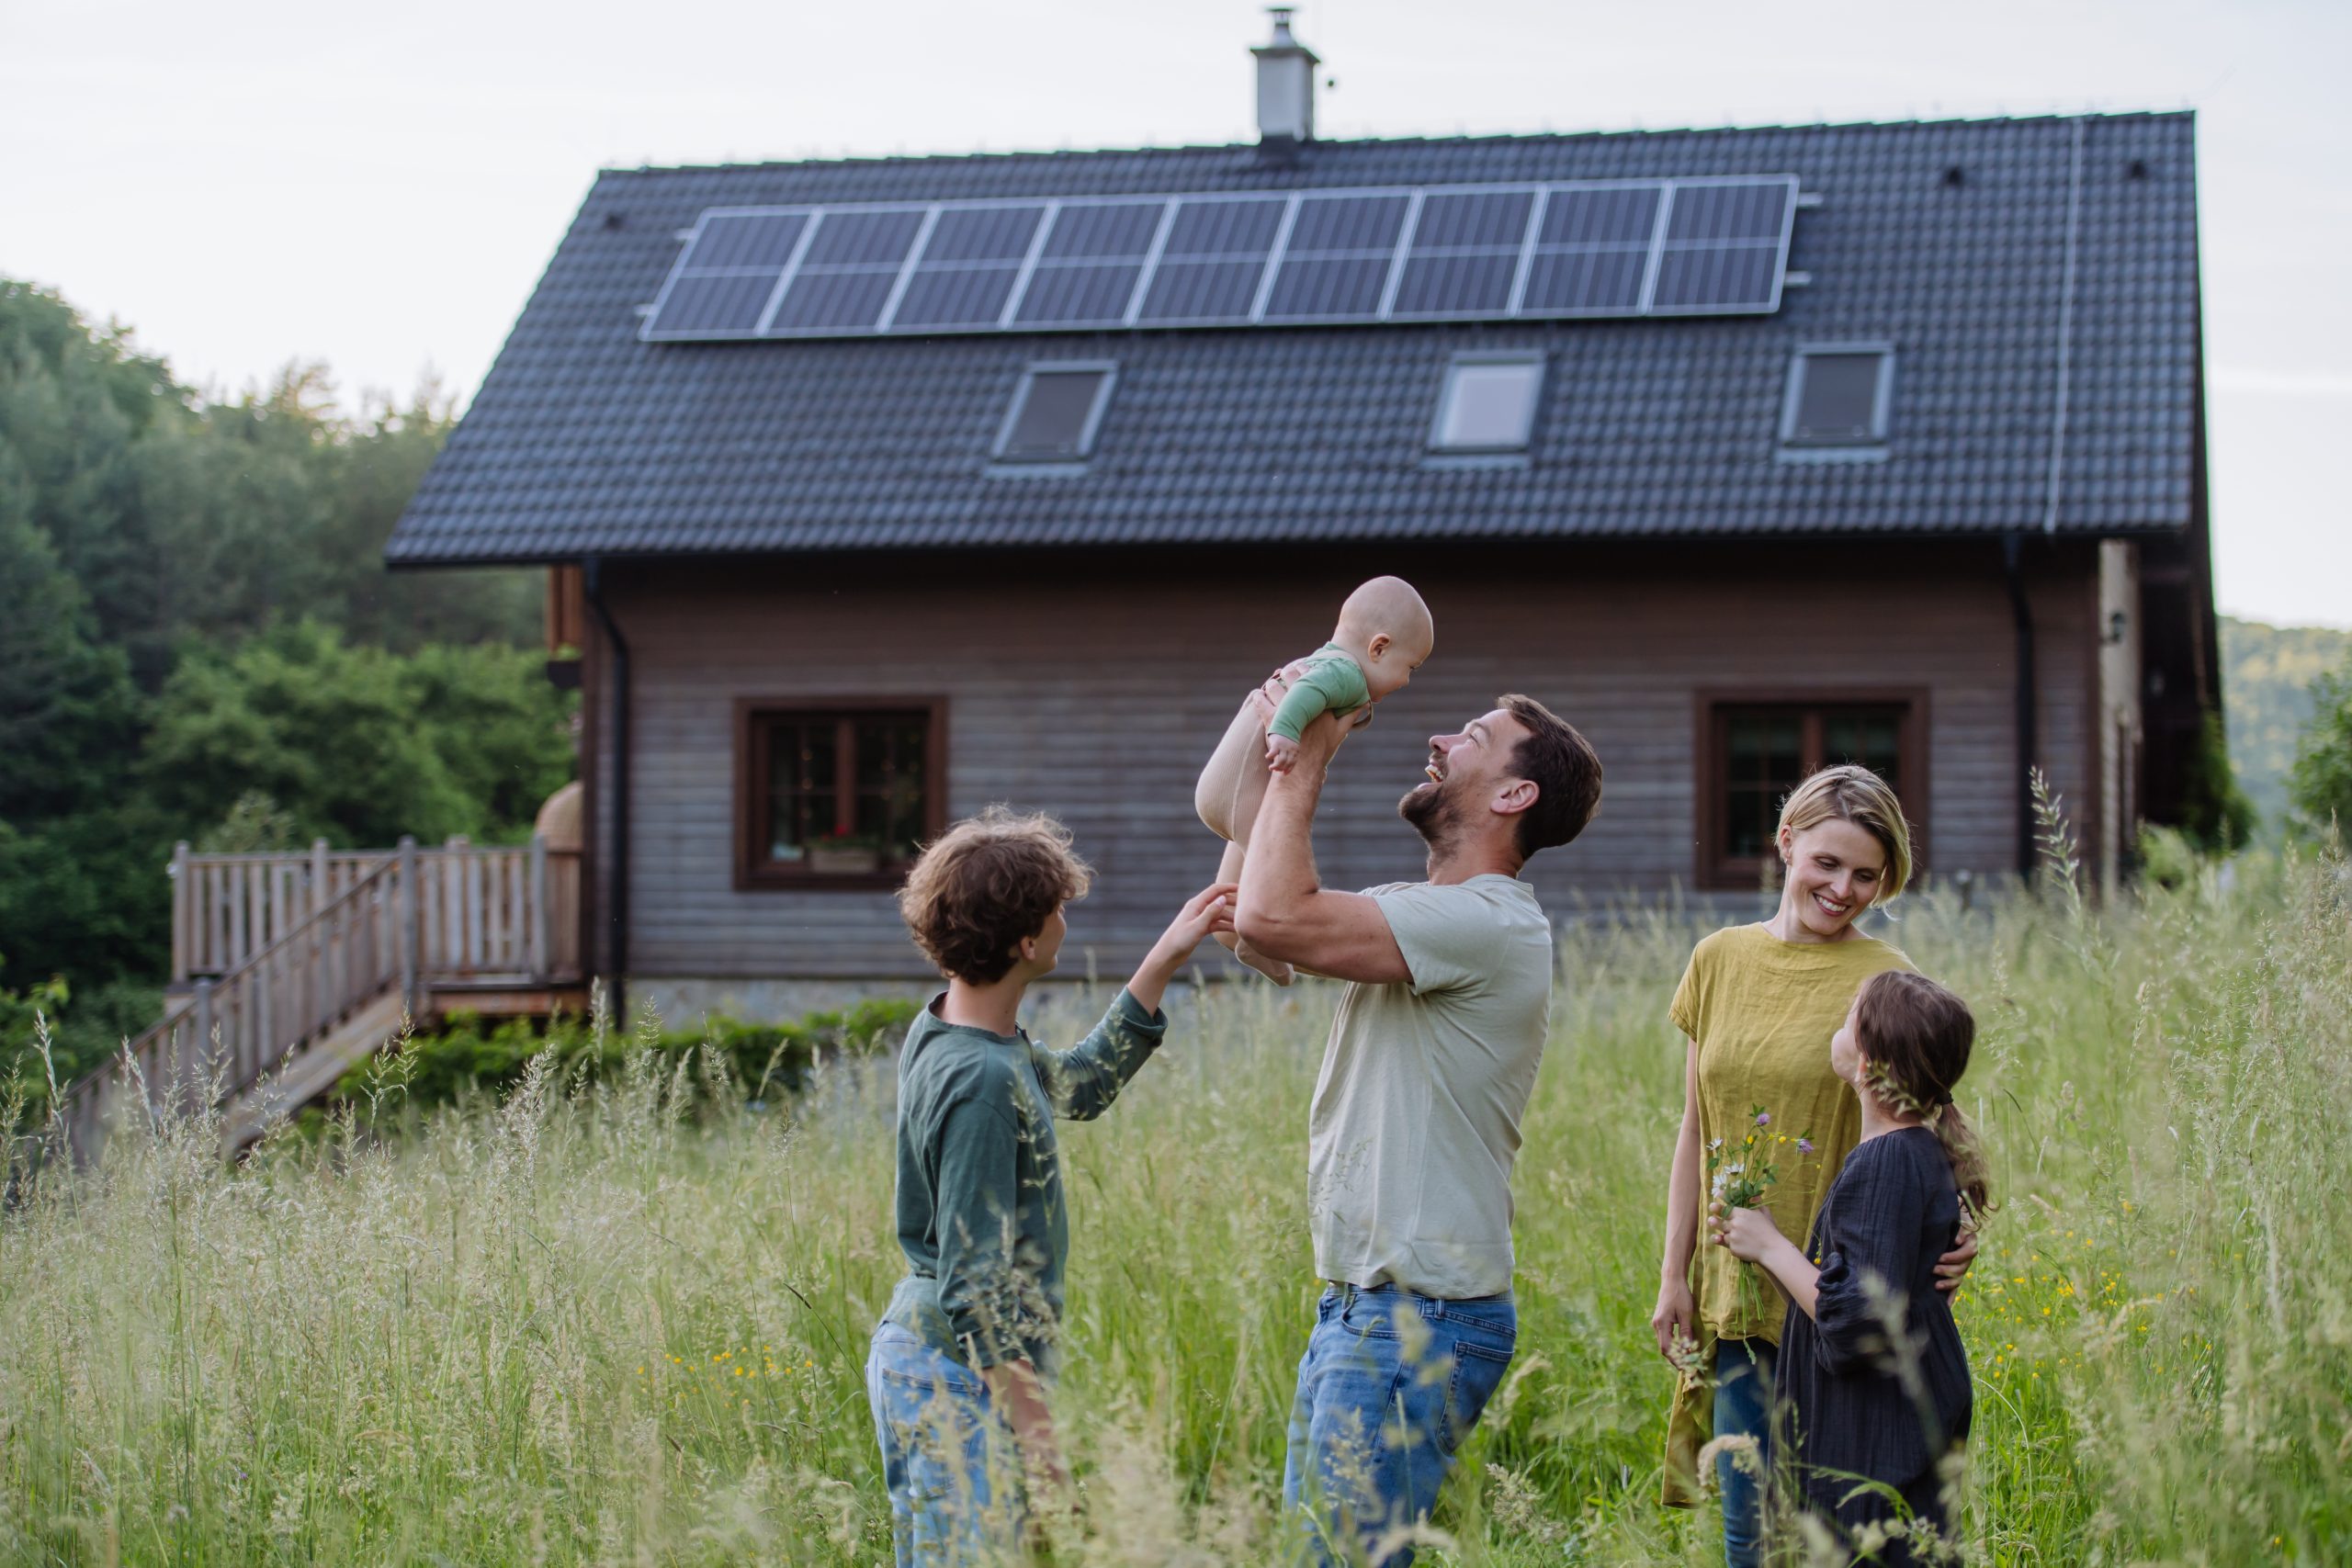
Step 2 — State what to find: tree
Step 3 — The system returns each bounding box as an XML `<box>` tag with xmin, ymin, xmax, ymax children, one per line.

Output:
<box><xmin>141</xmin><ymin>620</ymin><xmax>575</xmax><ymax>851</ymax></box>
<box><xmin>2288</xmin><ymin>659</ymin><xmax>2352</xmax><ymax>841</ymax></box>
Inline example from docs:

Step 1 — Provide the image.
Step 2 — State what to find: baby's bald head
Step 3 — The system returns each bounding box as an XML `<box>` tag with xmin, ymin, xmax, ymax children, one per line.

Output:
<box><xmin>1335</xmin><ymin>576</ymin><xmax>1434</xmax><ymax>698</ymax></box>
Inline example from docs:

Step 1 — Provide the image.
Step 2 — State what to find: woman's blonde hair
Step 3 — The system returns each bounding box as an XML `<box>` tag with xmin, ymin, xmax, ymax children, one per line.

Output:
<box><xmin>1777</xmin><ymin>763</ymin><xmax>1914</xmax><ymax>902</ymax></box>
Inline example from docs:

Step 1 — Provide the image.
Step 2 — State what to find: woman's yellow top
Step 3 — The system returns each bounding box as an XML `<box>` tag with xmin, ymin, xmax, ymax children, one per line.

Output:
<box><xmin>1659</xmin><ymin>921</ymin><xmax>1914</xmax><ymax>1505</ymax></box>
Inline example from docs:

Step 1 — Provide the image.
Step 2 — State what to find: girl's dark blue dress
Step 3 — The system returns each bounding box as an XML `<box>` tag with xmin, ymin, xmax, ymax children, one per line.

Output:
<box><xmin>1780</xmin><ymin>1125</ymin><xmax>1973</xmax><ymax>1563</ymax></box>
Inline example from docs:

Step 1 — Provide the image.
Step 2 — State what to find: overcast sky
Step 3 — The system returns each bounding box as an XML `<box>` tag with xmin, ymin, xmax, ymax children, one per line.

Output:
<box><xmin>6</xmin><ymin>0</ymin><xmax>2346</xmax><ymax>627</ymax></box>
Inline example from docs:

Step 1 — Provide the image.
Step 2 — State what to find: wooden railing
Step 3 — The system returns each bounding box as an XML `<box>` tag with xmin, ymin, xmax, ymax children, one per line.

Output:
<box><xmin>61</xmin><ymin>836</ymin><xmax>582</xmax><ymax>1161</ymax></box>
<box><xmin>174</xmin><ymin>838</ymin><xmax>581</xmax><ymax>983</ymax></box>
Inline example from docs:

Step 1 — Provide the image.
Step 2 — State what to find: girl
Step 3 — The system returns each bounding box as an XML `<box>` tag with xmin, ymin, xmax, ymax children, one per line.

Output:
<box><xmin>1713</xmin><ymin>970</ymin><xmax>1987</xmax><ymax>1563</ymax></box>
<box><xmin>1649</xmin><ymin>764</ymin><xmax>1976</xmax><ymax>1567</ymax></box>
<box><xmin>867</xmin><ymin>807</ymin><xmax>1235</xmax><ymax>1565</ymax></box>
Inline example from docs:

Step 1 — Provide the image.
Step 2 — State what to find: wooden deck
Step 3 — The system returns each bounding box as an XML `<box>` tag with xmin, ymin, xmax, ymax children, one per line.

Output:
<box><xmin>58</xmin><ymin>835</ymin><xmax>584</xmax><ymax>1161</ymax></box>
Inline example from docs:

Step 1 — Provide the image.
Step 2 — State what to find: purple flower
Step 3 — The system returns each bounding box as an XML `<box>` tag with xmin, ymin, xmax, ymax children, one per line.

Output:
<box><xmin>1755</xmin><ymin>1111</ymin><xmax>1771</xmax><ymax>1127</ymax></box>
<box><xmin>1798</xmin><ymin>1137</ymin><xmax>1816</xmax><ymax>1155</ymax></box>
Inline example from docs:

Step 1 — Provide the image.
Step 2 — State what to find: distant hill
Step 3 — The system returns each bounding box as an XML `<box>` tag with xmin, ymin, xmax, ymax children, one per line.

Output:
<box><xmin>2222</xmin><ymin>615</ymin><xmax>2352</xmax><ymax>834</ymax></box>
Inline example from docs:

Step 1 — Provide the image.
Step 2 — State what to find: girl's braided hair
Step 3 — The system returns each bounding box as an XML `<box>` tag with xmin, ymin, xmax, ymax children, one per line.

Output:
<box><xmin>1854</xmin><ymin>969</ymin><xmax>1994</xmax><ymax>1224</ymax></box>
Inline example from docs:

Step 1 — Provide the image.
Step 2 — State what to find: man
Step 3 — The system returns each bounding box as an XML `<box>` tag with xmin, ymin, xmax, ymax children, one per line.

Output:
<box><xmin>1236</xmin><ymin>690</ymin><xmax>1603</xmax><ymax>1566</ymax></box>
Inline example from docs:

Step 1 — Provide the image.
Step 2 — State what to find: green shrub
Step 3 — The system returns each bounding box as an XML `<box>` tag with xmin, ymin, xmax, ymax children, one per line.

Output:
<box><xmin>2289</xmin><ymin>656</ymin><xmax>2352</xmax><ymax>840</ymax></box>
<box><xmin>339</xmin><ymin>995</ymin><xmax>921</xmax><ymax>1122</ymax></box>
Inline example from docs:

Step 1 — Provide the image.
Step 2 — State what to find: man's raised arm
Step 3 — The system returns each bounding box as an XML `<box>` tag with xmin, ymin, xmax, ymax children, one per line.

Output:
<box><xmin>1234</xmin><ymin>708</ymin><xmax>1410</xmax><ymax>986</ymax></box>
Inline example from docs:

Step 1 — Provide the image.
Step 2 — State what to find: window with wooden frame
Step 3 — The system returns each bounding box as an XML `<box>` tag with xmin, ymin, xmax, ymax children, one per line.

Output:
<box><xmin>736</xmin><ymin>700</ymin><xmax>946</xmax><ymax>889</ymax></box>
<box><xmin>1696</xmin><ymin>694</ymin><xmax>1927</xmax><ymax>890</ymax></box>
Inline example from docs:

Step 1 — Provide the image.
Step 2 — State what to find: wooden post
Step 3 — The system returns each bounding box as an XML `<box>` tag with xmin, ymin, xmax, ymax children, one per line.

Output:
<box><xmin>171</xmin><ymin>842</ymin><xmax>190</xmax><ymax>985</ymax></box>
<box><xmin>311</xmin><ymin>838</ymin><xmax>331</xmax><ymax>921</ymax></box>
<box><xmin>397</xmin><ymin>836</ymin><xmax>419</xmax><ymax>1016</ymax></box>
<box><xmin>529</xmin><ymin>834</ymin><xmax>551</xmax><ymax>981</ymax></box>
<box><xmin>192</xmin><ymin>979</ymin><xmax>215</xmax><ymax>1105</ymax></box>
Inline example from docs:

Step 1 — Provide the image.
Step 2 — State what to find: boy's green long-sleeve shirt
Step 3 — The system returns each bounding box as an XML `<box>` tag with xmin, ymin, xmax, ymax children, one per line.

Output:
<box><xmin>883</xmin><ymin>989</ymin><xmax>1167</xmax><ymax>1374</ymax></box>
<box><xmin>1266</xmin><ymin>643</ymin><xmax>1371</xmax><ymax>742</ymax></box>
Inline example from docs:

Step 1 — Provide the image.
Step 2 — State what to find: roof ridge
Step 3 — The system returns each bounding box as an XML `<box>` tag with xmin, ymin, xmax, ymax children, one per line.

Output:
<box><xmin>601</xmin><ymin>108</ymin><xmax>2195</xmax><ymax>179</ymax></box>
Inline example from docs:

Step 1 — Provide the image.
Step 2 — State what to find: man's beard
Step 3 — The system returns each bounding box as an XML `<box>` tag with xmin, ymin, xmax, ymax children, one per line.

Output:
<box><xmin>1398</xmin><ymin>775</ymin><xmax>1465</xmax><ymax>859</ymax></box>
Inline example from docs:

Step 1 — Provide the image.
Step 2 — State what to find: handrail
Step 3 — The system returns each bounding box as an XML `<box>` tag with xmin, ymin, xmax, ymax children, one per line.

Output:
<box><xmin>59</xmin><ymin>855</ymin><xmax>406</xmax><ymax>1156</ymax></box>
<box><xmin>65</xmin><ymin>832</ymin><xmax>582</xmax><ymax>1163</ymax></box>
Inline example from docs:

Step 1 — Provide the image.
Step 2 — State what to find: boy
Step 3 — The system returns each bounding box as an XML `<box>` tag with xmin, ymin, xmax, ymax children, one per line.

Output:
<box><xmin>866</xmin><ymin>806</ymin><xmax>1235</xmax><ymax>1564</ymax></box>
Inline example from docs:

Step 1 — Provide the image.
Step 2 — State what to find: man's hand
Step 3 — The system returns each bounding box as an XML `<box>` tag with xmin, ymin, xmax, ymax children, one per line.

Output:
<box><xmin>1934</xmin><ymin>1226</ymin><xmax>1980</xmax><ymax>1293</ymax></box>
<box><xmin>1265</xmin><ymin>732</ymin><xmax>1301</xmax><ymax>773</ymax></box>
<box><xmin>1272</xmin><ymin>707</ymin><xmax>1347</xmax><ymax>778</ymax></box>
<box><xmin>1709</xmin><ymin>1201</ymin><xmax>1782</xmax><ymax>1265</ymax></box>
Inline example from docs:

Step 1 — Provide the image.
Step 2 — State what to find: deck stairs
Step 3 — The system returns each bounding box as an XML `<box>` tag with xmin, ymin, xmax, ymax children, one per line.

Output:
<box><xmin>57</xmin><ymin>835</ymin><xmax>582</xmax><ymax>1163</ymax></box>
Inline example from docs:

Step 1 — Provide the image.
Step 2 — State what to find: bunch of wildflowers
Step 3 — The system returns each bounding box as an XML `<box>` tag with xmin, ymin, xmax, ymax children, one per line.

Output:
<box><xmin>1710</xmin><ymin>1104</ymin><xmax>1817</xmax><ymax>1334</ymax></box>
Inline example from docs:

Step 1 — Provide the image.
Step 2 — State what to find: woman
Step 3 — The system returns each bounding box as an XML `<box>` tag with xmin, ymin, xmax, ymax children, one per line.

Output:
<box><xmin>1649</xmin><ymin>765</ymin><xmax>1976</xmax><ymax>1567</ymax></box>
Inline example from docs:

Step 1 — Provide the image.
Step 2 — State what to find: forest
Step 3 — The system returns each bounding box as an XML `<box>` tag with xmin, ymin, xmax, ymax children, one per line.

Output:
<box><xmin>0</xmin><ymin>279</ymin><xmax>574</xmax><ymax>1091</ymax></box>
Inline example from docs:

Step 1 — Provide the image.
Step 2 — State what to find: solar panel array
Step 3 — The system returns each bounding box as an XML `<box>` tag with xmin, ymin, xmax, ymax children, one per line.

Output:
<box><xmin>642</xmin><ymin>175</ymin><xmax>1800</xmax><ymax>342</ymax></box>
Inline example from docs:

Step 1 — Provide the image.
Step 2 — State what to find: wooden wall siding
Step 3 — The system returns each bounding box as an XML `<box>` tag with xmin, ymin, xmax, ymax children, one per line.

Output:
<box><xmin>585</xmin><ymin>547</ymin><xmax>2098</xmax><ymax>981</ymax></box>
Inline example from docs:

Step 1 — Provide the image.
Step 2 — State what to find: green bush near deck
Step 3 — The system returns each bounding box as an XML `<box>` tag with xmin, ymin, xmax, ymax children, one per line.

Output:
<box><xmin>334</xmin><ymin>995</ymin><xmax>922</xmax><ymax>1118</ymax></box>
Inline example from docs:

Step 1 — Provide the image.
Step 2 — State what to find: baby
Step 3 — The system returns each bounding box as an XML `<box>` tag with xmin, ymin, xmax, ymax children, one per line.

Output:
<box><xmin>1194</xmin><ymin>575</ymin><xmax>1434</xmax><ymax>984</ymax></box>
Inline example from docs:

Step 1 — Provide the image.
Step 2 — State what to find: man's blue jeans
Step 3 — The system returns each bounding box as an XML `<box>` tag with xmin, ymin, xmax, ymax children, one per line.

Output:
<box><xmin>1281</xmin><ymin>1282</ymin><xmax>1517</xmax><ymax>1567</ymax></box>
<box><xmin>865</xmin><ymin>1321</ymin><xmax>1023</xmax><ymax>1567</ymax></box>
<box><xmin>1713</xmin><ymin>1338</ymin><xmax>1778</xmax><ymax>1568</ymax></box>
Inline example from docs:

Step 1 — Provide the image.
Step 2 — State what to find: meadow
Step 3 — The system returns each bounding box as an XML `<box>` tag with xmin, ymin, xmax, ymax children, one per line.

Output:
<box><xmin>2</xmin><ymin>832</ymin><xmax>2346</xmax><ymax>1566</ymax></box>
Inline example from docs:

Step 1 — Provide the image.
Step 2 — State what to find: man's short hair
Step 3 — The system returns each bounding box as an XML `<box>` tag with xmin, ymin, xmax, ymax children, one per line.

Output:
<box><xmin>1498</xmin><ymin>694</ymin><xmax>1603</xmax><ymax>860</ymax></box>
<box><xmin>897</xmin><ymin>807</ymin><xmax>1092</xmax><ymax>984</ymax></box>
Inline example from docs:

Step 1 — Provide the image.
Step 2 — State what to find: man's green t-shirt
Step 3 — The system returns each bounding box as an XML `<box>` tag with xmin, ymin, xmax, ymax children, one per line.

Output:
<box><xmin>1308</xmin><ymin>874</ymin><xmax>1554</xmax><ymax>1298</ymax></box>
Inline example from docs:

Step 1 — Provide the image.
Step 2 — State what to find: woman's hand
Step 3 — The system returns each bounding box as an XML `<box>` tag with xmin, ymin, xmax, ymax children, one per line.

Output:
<box><xmin>1709</xmin><ymin>1200</ymin><xmax>1782</xmax><ymax>1265</ymax></box>
<box><xmin>1934</xmin><ymin>1226</ymin><xmax>1980</xmax><ymax>1292</ymax></box>
<box><xmin>1649</xmin><ymin>1275</ymin><xmax>1695</xmax><ymax>1360</ymax></box>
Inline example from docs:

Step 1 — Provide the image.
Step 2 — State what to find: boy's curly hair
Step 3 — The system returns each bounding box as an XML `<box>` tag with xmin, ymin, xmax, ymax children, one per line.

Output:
<box><xmin>897</xmin><ymin>807</ymin><xmax>1092</xmax><ymax>985</ymax></box>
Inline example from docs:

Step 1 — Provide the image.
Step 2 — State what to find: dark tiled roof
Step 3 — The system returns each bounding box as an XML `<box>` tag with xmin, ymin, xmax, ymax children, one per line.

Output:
<box><xmin>387</xmin><ymin>114</ymin><xmax>2199</xmax><ymax>565</ymax></box>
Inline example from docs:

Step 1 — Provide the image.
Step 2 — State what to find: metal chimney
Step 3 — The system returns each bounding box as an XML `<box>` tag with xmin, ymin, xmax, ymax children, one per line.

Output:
<box><xmin>1251</xmin><ymin>6</ymin><xmax>1319</xmax><ymax>143</ymax></box>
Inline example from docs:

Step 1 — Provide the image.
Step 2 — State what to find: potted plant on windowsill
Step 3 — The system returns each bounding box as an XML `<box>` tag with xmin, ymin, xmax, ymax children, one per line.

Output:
<box><xmin>808</xmin><ymin>832</ymin><xmax>884</xmax><ymax>874</ymax></box>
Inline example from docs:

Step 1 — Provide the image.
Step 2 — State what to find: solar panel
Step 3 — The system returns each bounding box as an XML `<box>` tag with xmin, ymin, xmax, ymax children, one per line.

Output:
<box><xmin>641</xmin><ymin>175</ymin><xmax>1799</xmax><ymax>341</ymax></box>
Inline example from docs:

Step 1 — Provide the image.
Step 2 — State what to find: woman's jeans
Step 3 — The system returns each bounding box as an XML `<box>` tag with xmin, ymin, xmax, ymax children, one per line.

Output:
<box><xmin>865</xmin><ymin>1321</ymin><xmax>1023</xmax><ymax>1567</ymax></box>
<box><xmin>1713</xmin><ymin>1338</ymin><xmax>1778</xmax><ymax>1568</ymax></box>
<box><xmin>1281</xmin><ymin>1283</ymin><xmax>1518</xmax><ymax>1567</ymax></box>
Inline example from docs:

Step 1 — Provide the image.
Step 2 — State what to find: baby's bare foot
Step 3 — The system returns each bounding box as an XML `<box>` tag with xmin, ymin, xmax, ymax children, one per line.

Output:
<box><xmin>1233</xmin><ymin>938</ymin><xmax>1295</xmax><ymax>987</ymax></box>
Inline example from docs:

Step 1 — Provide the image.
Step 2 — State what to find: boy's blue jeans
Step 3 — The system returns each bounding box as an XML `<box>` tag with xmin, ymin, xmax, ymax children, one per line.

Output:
<box><xmin>1281</xmin><ymin>1282</ymin><xmax>1518</xmax><ymax>1567</ymax></box>
<box><xmin>865</xmin><ymin>1320</ymin><xmax>1024</xmax><ymax>1567</ymax></box>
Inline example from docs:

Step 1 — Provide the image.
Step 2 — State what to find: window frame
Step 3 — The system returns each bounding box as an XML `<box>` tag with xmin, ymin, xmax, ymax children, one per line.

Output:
<box><xmin>1427</xmin><ymin>349</ymin><xmax>1547</xmax><ymax>455</ymax></box>
<box><xmin>733</xmin><ymin>696</ymin><xmax>949</xmax><ymax>891</ymax></box>
<box><xmin>1692</xmin><ymin>688</ymin><xmax>1930</xmax><ymax>892</ymax></box>
<box><xmin>991</xmin><ymin>359</ymin><xmax>1119</xmax><ymax>464</ymax></box>
<box><xmin>1778</xmin><ymin>341</ymin><xmax>1896</xmax><ymax>453</ymax></box>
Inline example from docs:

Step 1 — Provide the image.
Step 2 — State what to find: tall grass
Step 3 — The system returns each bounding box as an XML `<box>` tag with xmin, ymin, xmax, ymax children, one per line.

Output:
<box><xmin>3</xmin><ymin>842</ymin><xmax>2346</xmax><ymax>1564</ymax></box>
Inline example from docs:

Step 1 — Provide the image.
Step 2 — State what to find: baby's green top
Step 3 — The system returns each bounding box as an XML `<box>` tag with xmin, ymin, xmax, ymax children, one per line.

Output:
<box><xmin>1267</xmin><ymin>643</ymin><xmax>1372</xmax><ymax>741</ymax></box>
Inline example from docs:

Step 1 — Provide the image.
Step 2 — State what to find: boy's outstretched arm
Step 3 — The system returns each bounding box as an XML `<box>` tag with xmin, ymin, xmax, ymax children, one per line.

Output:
<box><xmin>1125</xmin><ymin>882</ymin><xmax>1238</xmax><ymax>1015</ymax></box>
<box><xmin>1035</xmin><ymin>883</ymin><xmax>1234</xmax><ymax>1120</ymax></box>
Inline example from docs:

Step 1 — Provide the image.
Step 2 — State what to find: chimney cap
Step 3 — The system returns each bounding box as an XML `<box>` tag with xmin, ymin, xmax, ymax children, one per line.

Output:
<box><xmin>1252</xmin><ymin>6</ymin><xmax>1320</xmax><ymax>64</ymax></box>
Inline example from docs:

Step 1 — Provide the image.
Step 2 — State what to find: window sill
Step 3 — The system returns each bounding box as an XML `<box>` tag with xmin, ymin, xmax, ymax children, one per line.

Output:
<box><xmin>735</xmin><ymin>868</ymin><xmax>912</xmax><ymax>894</ymax></box>
<box><xmin>1775</xmin><ymin>445</ymin><xmax>1891</xmax><ymax>466</ymax></box>
<box><xmin>985</xmin><ymin>460</ymin><xmax>1091</xmax><ymax>479</ymax></box>
<box><xmin>1699</xmin><ymin>856</ymin><xmax>1778</xmax><ymax>894</ymax></box>
<box><xmin>1421</xmin><ymin>451</ymin><xmax>1532</xmax><ymax>472</ymax></box>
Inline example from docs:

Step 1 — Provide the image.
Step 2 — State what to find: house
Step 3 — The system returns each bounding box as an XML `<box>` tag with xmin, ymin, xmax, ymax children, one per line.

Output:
<box><xmin>385</xmin><ymin>16</ymin><xmax>2221</xmax><ymax>1021</ymax></box>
